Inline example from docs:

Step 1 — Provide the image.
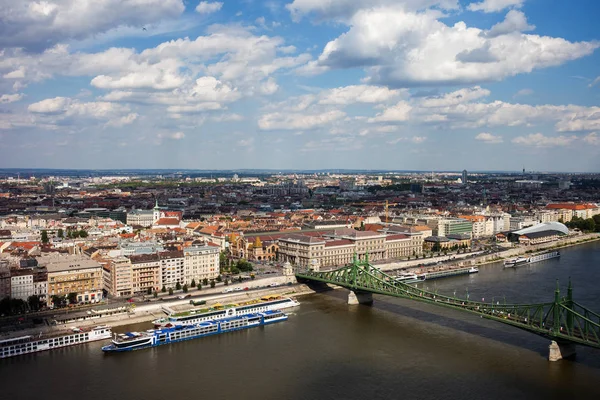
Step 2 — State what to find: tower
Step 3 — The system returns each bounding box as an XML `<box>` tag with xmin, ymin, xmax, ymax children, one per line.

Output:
<box><xmin>462</xmin><ymin>169</ymin><xmax>468</xmax><ymax>185</ymax></box>
<box><xmin>153</xmin><ymin>198</ymin><xmax>160</xmax><ymax>223</ymax></box>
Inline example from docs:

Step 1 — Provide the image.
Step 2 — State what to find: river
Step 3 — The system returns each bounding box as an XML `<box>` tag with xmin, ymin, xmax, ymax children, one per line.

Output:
<box><xmin>2</xmin><ymin>241</ymin><xmax>600</xmax><ymax>399</ymax></box>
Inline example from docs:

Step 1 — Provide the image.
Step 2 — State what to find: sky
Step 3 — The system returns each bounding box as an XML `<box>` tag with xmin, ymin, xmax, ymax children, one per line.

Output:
<box><xmin>0</xmin><ymin>0</ymin><xmax>599</xmax><ymax>172</ymax></box>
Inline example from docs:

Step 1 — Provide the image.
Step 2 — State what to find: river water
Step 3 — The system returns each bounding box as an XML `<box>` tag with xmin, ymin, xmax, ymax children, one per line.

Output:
<box><xmin>2</xmin><ymin>242</ymin><xmax>600</xmax><ymax>399</ymax></box>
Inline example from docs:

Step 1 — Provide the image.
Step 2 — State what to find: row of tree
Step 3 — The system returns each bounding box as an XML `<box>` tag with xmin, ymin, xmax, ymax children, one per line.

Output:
<box><xmin>41</xmin><ymin>229</ymin><xmax>88</xmax><ymax>243</ymax></box>
<box><xmin>0</xmin><ymin>295</ymin><xmax>47</xmax><ymax>316</ymax></box>
<box><xmin>565</xmin><ymin>215</ymin><xmax>600</xmax><ymax>233</ymax></box>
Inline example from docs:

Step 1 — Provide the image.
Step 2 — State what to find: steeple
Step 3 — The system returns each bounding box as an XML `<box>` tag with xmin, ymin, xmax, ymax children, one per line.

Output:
<box><xmin>154</xmin><ymin>198</ymin><xmax>159</xmax><ymax>210</ymax></box>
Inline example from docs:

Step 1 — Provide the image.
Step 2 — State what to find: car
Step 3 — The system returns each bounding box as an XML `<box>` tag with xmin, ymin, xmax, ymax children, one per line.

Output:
<box><xmin>222</xmin><ymin>288</ymin><xmax>233</xmax><ymax>293</ymax></box>
<box><xmin>270</xmin><ymin>283</ymin><xmax>279</xmax><ymax>287</ymax></box>
<box><xmin>243</xmin><ymin>287</ymin><xmax>249</xmax><ymax>291</ymax></box>
<box><xmin>178</xmin><ymin>295</ymin><xmax>185</xmax><ymax>299</ymax></box>
<box><xmin>233</xmin><ymin>287</ymin><xmax>242</xmax><ymax>292</ymax></box>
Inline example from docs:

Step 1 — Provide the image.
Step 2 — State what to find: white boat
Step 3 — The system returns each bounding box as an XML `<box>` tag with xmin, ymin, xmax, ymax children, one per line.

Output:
<box><xmin>0</xmin><ymin>325</ymin><xmax>111</xmax><ymax>359</ymax></box>
<box><xmin>468</xmin><ymin>267</ymin><xmax>479</xmax><ymax>273</ymax></box>
<box><xmin>395</xmin><ymin>272</ymin><xmax>419</xmax><ymax>282</ymax></box>
<box><xmin>153</xmin><ymin>296</ymin><xmax>299</xmax><ymax>328</ymax></box>
<box><xmin>504</xmin><ymin>256</ymin><xmax>529</xmax><ymax>268</ymax></box>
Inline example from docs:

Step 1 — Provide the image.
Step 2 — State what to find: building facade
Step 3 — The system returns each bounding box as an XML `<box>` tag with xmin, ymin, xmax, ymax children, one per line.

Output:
<box><xmin>183</xmin><ymin>245</ymin><xmax>219</xmax><ymax>284</ymax></box>
<box><xmin>40</xmin><ymin>254</ymin><xmax>104</xmax><ymax>304</ymax></box>
<box><xmin>159</xmin><ymin>250</ymin><xmax>184</xmax><ymax>288</ymax></box>
<box><xmin>129</xmin><ymin>254</ymin><xmax>162</xmax><ymax>294</ymax></box>
<box><xmin>110</xmin><ymin>257</ymin><xmax>133</xmax><ymax>298</ymax></box>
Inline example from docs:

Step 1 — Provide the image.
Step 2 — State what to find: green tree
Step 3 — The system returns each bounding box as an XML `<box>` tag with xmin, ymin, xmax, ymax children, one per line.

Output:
<box><xmin>168</xmin><ymin>288</ymin><xmax>174</xmax><ymax>295</ymax></box>
<box><xmin>79</xmin><ymin>230</ymin><xmax>88</xmax><ymax>238</ymax></box>
<box><xmin>161</xmin><ymin>285</ymin><xmax>166</xmax><ymax>293</ymax></box>
<box><xmin>237</xmin><ymin>276</ymin><xmax>243</xmax><ymax>283</ymax></box>
<box><xmin>175</xmin><ymin>282</ymin><xmax>182</xmax><ymax>290</ymax></box>
<box><xmin>183</xmin><ymin>284</ymin><xmax>188</xmax><ymax>293</ymax></box>
<box><xmin>153</xmin><ymin>291</ymin><xmax>158</xmax><ymax>298</ymax></box>
<box><xmin>67</xmin><ymin>292</ymin><xmax>78</xmax><ymax>304</ymax></box>
<box><xmin>191</xmin><ymin>279</ymin><xmax>196</xmax><ymax>287</ymax></box>
<box><xmin>41</xmin><ymin>230</ymin><xmax>49</xmax><ymax>244</ymax></box>
<box><xmin>27</xmin><ymin>295</ymin><xmax>41</xmax><ymax>311</ymax></box>
<box><xmin>197</xmin><ymin>283</ymin><xmax>202</xmax><ymax>291</ymax></box>
<box><xmin>146</xmin><ymin>287</ymin><xmax>152</xmax><ymax>295</ymax></box>
<box><xmin>219</xmin><ymin>252</ymin><xmax>227</xmax><ymax>268</ymax></box>
<box><xmin>216</xmin><ymin>275</ymin><xmax>222</xmax><ymax>283</ymax></box>
<box><xmin>202</xmin><ymin>278</ymin><xmax>209</xmax><ymax>286</ymax></box>
<box><xmin>224</xmin><ymin>278</ymin><xmax>229</xmax><ymax>286</ymax></box>
<box><xmin>51</xmin><ymin>295</ymin><xmax>66</xmax><ymax>308</ymax></box>
<box><xmin>57</xmin><ymin>228</ymin><xmax>64</xmax><ymax>238</ymax></box>
<box><xmin>210</xmin><ymin>280</ymin><xmax>216</xmax><ymax>288</ymax></box>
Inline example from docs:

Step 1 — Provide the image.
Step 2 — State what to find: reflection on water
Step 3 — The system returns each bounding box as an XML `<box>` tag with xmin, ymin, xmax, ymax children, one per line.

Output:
<box><xmin>1</xmin><ymin>242</ymin><xmax>600</xmax><ymax>399</ymax></box>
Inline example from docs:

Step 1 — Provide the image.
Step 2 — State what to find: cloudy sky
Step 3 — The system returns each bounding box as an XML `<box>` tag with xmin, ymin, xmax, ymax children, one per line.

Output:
<box><xmin>0</xmin><ymin>0</ymin><xmax>599</xmax><ymax>171</ymax></box>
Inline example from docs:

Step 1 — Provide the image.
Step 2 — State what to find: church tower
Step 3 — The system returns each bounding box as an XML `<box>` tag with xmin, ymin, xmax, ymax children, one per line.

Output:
<box><xmin>153</xmin><ymin>199</ymin><xmax>160</xmax><ymax>223</ymax></box>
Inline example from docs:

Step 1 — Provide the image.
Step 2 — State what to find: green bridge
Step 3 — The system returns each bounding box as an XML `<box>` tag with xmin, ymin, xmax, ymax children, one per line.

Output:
<box><xmin>295</xmin><ymin>255</ymin><xmax>600</xmax><ymax>361</ymax></box>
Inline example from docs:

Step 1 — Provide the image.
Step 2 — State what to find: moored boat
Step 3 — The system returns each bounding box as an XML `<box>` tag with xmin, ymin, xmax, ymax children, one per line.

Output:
<box><xmin>103</xmin><ymin>310</ymin><xmax>287</xmax><ymax>353</ymax></box>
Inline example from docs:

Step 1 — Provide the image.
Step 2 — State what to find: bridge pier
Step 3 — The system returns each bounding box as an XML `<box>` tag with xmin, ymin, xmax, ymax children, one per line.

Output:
<box><xmin>348</xmin><ymin>291</ymin><xmax>373</xmax><ymax>305</ymax></box>
<box><xmin>548</xmin><ymin>341</ymin><xmax>576</xmax><ymax>362</ymax></box>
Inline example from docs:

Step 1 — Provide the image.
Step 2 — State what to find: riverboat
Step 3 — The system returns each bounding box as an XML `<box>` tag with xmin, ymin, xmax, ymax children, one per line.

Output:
<box><xmin>504</xmin><ymin>256</ymin><xmax>529</xmax><ymax>268</ymax></box>
<box><xmin>153</xmin><ymin>296</ymin><xmax>299</xmax><ymax>328</ymax></box>
<box><xmin>504</xmin><ymin>251</ymin><xmax>560</xmax><ymax>268</ymax></box>
<box><xmin>0</xmin><ymin>325</ymin><xmax>111</xmax><ymax>359</ymax></box>
<box><xmin>103</xmin><ymin>310</ymin><xmax>287</xmax><ymax>353</ymax></box>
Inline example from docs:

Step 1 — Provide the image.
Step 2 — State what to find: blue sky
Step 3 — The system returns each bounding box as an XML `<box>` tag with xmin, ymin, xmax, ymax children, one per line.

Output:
<box><xmin>0</xmin><ymin>0</ymin><xmax>599</xmax><ymax>172</ymax></box>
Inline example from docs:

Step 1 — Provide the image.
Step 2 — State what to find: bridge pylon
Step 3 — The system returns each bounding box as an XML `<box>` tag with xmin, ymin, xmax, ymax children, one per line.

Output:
<box><xmin>348</xmin><ymin>291</ymin><xmax>373</xmax><ymax>305</ymax></box>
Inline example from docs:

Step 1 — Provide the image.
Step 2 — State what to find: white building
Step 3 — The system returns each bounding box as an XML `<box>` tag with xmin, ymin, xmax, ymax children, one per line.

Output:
<box><xmin>126</xmin><ymin>210</ymin><xmax>154</xmax><ymax>227</ymax></box>
<box><xmin>183</xmin><ymin>245</ymin><xmax>220</xmax><ymax>284</ymax></box>
<box><xmin>10</xmin><ymin>271</ymin><xmax>34</xmax><ymax>301</ymax></box>
<box><xmin>160</xmin><ymin>250</ymin><xmax>185</xmax><ymax>288</ymax></box>
<box><xmin>110</xmin><ymin>257</ymin><xmax>133</xmax><ymax>298</ymax></box>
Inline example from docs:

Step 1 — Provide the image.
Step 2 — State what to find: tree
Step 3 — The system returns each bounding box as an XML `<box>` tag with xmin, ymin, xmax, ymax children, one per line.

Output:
<box><xmin>250</xmin><ymin>274</ymin><xmax>255</xmax><ymax>280</ymax></box>
<box><xmin>183</xmin><ymin>284</ymin><xmax>188</xmax><ymax>293</ymax></box>
<box><xmin>41</xmin><ymin>230</ymin><xmax>49</xmax><ymax>244</ymax></box>
<box><xmin>161</xmin><ymin>285</ymin><xmax>166</xmax><ymax>293</ymax></box>
<box><xmin>202</xmin><ymin>278</ymin><xmax>209</xmax><ymax>286</ymax></box>
<box><xmin>191</xmin><ymin>279</ymin><xmax>196</xmax><ymax>287</ymax></box>
<box><xmin>57</xmin><ymin>228</ymin><xmax>64</xmax><ymax>238</ymax></box>
<box><xmin>79</xmin><ymin>230</ymin><xmax>88</xmax><ymax>238</ymax></box>
<box><xmin>168</xmin><ymin>288</ymin><xmax>174</xmax><ymax>295</ymax></box>
<box><xmin>216</xmin><ymin>275</ymin><xmax>222</xmax><ymax>283</ymax></box>
<box><xmin>27</xmin><ymin>295</ymin><xmax>41</xmax><ymax>311</ymax></box>
<box><xmin>210</xmin><ymin>280</ymin><xmax>216</xmax><ymax>288</ymax></box>
<box><xmin>237</xmin><ymin>276</ymin><xmax>243</xmax><ymax>283</ymax></box>
<box><xmin>51</xmin><ymin>295</ymin><xmax>66</xmax><ymax>308</ymax></box>
<box><xmin>153</xmin><ymin>291</ymin><xmax>158</xmax><ymax>298</ymax></box>
<box><xmin>197</xmin><ymin>283</ymin><xmax>202</xmax><ymax>291</ymax></box>
<box><xmin>68</xmin><ymin>292</ymin><xmax>78</xmax><ymax>304</ymax></box>
<box><xmin>224</xmin><ymin>278</ymin><xmax>229</xmax><ymax>286</ymax></box>
<box><xmin>146</xmin><ymin>287</ymin><xmax>152</xmax><ymax>295</ymax></box>
<box><xmin>175</xmin><ymin>282</ymin><xmax>182</xmax><ymax>290</ymax></box>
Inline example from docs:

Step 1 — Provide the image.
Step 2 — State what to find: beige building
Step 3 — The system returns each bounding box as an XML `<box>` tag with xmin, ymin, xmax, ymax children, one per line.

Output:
<box><xmin>183</xmin><ymin>245</ymin><xmax>219</xmax><ymax>284</ymax></box>
<box><xmin>39</xmin><ymin>254</ymin><xmax>103</xmax><ymax>304</ymax></box>
<box><xmin>277</xmin><ymin>228</ymin><xmax>423</xmax><ymax>268</ymax></box>
<box><xmin>130</xmin><ymin>254</ymin><xmax>161</xmax><ymax>294</ymax></box>
<box><xmin>110</xmin><ymin>257</ymin><xmax>133</xmax><ymax>297</ymax></box>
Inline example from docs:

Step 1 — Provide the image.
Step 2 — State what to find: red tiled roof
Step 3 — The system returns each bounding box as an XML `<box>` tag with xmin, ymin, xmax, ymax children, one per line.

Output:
<box><xmin>155</xmin><ymin>218</ymin><xmax>180</xmax><ymax>226</ymax></box>
<box><xmin>324</xmin><ymin>239</ymin><xmax>353</xmax><ymax>247</ymax></box>
<box><xmin>385</xmin><ymin>234</ymin><xmax>410</xmax><ymax>241</ymax></box>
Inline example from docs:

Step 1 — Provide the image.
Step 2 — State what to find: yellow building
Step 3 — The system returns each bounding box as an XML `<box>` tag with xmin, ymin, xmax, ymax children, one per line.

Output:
<box><xmin>38</xmin><ymin>254</ymin><xmax>104</xmax><ymax>304</ymax></box>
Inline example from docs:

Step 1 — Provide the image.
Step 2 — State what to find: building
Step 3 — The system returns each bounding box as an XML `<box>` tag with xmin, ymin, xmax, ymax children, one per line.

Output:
<box><xmin>183</xmin><ymin>245</ymin><xmax>220</xmax><ymax>284</ymax></box>
<box><xmin>458</xmin><ymin>215</ymin><xmax>493</xmax><ymax>238</ymax></box>
<box><xmin>40</xmin><ymin>254</ymin><xmax>104</xmax><ymax>304</ymax></box>
<box><xmin>0</xmin><ymin>262</ymin><xmax>10</xmax><ymax>299</ymax></box>
<box><xmin>159</xmin><ymin>250</ymin><xmax>184</xmax><ymax>289</ymax></box>
<box><xmin>508</xmin><ymin>222</ymin><xmax>569</xmax><ymax>245</ymax></box>
<box><xmin>110</xmin><ymin>257</ymin><xmax>133</xmax><ymax>298</ymax></box>
<box><xmin>424</xmin><ymin>234</ymin><xmax>471</xmax><ymax>251</ymax></box>
<box><xmin>277</xmin><ymin>228</ymin><xmax>424</xmax><ymax>268</ymax></box>
<box><xmin>126</xmin><ymin>210</ymin><xmax>154</xmax><ymax>227</ymax></box>
<box><xmin>129</xmin><ymin>254</ymin><xmax>162</xmax><ymax>294</ymax></box>
<box><xmin>10</xmin><ymin>269</ymin><xmax>34</xmax><ymax>301</ymax></box>
<box><xmin>435</xmin><ymin>218</ymin><xmax>473</xmax><ymax>238</ymax></box>
<box><xmin>461</xmin><ymin>170</ymin><xmax>468</xmax><ymax>185</ymax></box>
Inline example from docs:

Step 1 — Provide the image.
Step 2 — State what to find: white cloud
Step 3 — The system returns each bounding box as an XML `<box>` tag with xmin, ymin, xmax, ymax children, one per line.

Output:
<box><xmin>0</xmin><ymin>0</ymin><xmax>186</xmax><ymax>51</ymax></box>
<box><xmin>512</xmin><ymin>133</ymin><xmax>577</xmax><ymax>147</ymax></box>
<box><xmin>411</xmin><ymin>136</ymin><xmax>427</xmax><ymax>143</ymax></box>
<box><xmin>318</xmin><ymin>85</ymin><xmax>403</xmax><ymax>105</ymax></box>
<box><xmin>468</xmin><ymin>0</ymin><xmax>524</xmax><ymax>13</ymax></box>
<box><xmin>368</xmin><ymin>101</ymin><xmax>412</xmax><ymax>122</ymax></box>
<box><xmin>286</xmin><ymin>0</ymin><xmax>459</xmax><ymax>22</ymax></box>
<box><xmin>583</xmin><ymin>132</ymin><xmax>600</xmax><ymax>145</ymax></box>
<box><xmin>258</xmin><ymin>110</ymin><xmax>346</xmax><ymax>130</ymax></box>
<box><xmin>106</xmin><ymin>113</ymin><xmax>138</xmax><ymax>127</ymax></box>
<box><xmin>514</xmin><ymin>88</ymin><xmax>533</xmax><ymax>97</ymax></box>
<box><xmin>196</xmin><ymin>1</ymin><xmax>223</xmax><ymax>14</ymax></box>
<box><xmin>301</xmin><ymin>6</ymin><xmax>598</xmax><ymax>87</ymax></box>
<box><xmin>486</xmin><ymin>10</ymin><xmax>535</xmax><ymax>38</ymax></box>
<box><xmin>419</xmin><ymin>86</ymin><xmax>490</xmax><ymax>107</ymax></box>
<box><xmin>28</xmin><ymin>97</ymin><xmax>71</xmax><ymax>114</ymax></box>
<box><xmin>0</xmin><ymin>93</ymin><xmax>24</xmax><ymax>104</ymax></box>
<box><xmin>589</xmin><ymin>76</ymin><xmax>600</xmax><ymax>88</ymax></box>
<box><xmin>158</xmin><ymin>131</ymin><xmax>185</xmax><ymax>140</ymax></box>
<box><xmin>166</xmin><ymin>103</ymin><xmax>223</xmax><ymax>113</ymax></box>
<box><xmin>475</xmin><ymin>132</ymin><xmax>503</xmax><ymax>143</ymax></box>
